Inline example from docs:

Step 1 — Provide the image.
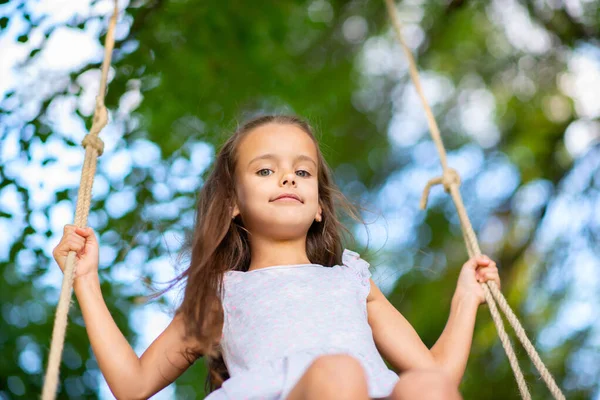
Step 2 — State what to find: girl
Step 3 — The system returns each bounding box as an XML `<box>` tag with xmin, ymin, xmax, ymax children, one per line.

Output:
<box><xmin>53</xmin><ymin>114</ymin><xmax>501</xmax><ymax>400</ymax></box>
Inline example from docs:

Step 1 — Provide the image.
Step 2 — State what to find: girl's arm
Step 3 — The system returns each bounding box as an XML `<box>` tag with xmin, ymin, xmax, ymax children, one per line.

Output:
<box><xmin>428</xmin><ymin>292</ymin><xmax>479</xmax><ymax>385</ymax></box>
<box><xmin>367</xmin><ymin>280</ymin><xmax>438</xmax><ymax>372</ymax></box>
<box><xmin>429</xmin><ymin>255</ymin><xmax>500</xmax><ymax>384</ymax></box>
<box><xmin>368</xmin><ymin>255</ymin><xmax>500</xmax><ymax>387</ymax></box>
<box><xmin>74</xmin><ymin>276</ymin><xmax>201</xmax><ymax>400</ymax></box>
<box><xmin>368</xmin><ymin>280</ymin><xmax>478</xmax><ymax>386</ymax></box>
<box><xmin>53</xmin><ymin>225</ymin><xmax>202</xmax><ymax>400</ymax></box>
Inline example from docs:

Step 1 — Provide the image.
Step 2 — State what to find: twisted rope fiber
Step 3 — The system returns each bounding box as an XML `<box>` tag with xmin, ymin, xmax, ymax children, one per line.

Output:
<box><xmin>383</xmin><ymin>1</ymin><xmax>565</xmax><ymax>399</ymax></box>
<box><xmin>41</xmin><ymin>2</ymin><xmax>118</xmax><ymax>399</ymax></box>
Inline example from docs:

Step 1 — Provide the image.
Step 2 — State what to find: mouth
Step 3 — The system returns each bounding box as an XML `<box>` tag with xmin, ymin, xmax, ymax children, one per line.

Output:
<box><xmin>271</xmin><ymin>194</ymin><xmax>303</xmax><ymax>203</ymax></box>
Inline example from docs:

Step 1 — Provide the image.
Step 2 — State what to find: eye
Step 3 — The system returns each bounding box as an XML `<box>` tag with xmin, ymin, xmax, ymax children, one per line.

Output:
<box><xmin>257</xmin><ymin>169</ymin><xmax>273</xmax><ymax>177</ymax></box>
<box><xmin>296</xmin><ymin>170</ymin><xmax>311</xmax><ymax>178</ymax></box>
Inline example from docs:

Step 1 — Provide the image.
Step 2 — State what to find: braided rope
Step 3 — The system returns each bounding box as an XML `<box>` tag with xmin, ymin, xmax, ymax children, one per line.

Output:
<box><xmin>383</xmin><ymin>1</ymin><xmax>565</xmax><ymax>399</ymax></box>
<box><xmin>41</xmin><ymin>2</ymin><xmax>118</xmax><ymax>399</ymax></box>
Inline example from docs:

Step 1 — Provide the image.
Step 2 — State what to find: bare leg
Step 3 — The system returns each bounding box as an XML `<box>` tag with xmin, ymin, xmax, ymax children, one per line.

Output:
<box><xmin>285</xmin><ymin>354</ymin><xmax>370</xmax><ymax>400</ymax></box>
<box><xmin>387</xmin><ymin>369</ymin><xmax>462</xmax><ymax>400</ymax></box>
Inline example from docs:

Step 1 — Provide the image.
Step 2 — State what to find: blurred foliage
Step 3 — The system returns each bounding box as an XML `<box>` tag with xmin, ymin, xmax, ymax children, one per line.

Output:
<box><xmin>1</xmin><ymin>0</ymin><xmax>599</xmax><ymax>399</ymax></box>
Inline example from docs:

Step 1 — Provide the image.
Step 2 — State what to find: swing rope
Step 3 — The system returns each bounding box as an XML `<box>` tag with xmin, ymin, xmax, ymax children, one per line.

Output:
<box><xmin>383</xmin><ymin>1</ymin><xmax>565</xmax><ymax>399</ymax></box>
<box><xmin>39</xmin><ymin>1</ymin><xmax>565</xmax><ymax>399</ymax></box>
<box><xmin>41</xmin><ymin>2</ymin><xmax>118</xmax><ymax>399</ymax></box>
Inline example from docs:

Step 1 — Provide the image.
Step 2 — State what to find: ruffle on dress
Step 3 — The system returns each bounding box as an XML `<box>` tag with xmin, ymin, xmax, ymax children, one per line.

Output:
<box><xmin>341</xmin><ymin>248</ymin><xmax>372</xmax><ymax>299</ymax></box>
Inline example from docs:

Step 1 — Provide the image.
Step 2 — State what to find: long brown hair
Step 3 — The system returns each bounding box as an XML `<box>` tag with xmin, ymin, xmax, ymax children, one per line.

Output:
<box><xmin>171</xmin><ymin>114</ymin><xmax>362</xmax><ymax>393</ymax></box>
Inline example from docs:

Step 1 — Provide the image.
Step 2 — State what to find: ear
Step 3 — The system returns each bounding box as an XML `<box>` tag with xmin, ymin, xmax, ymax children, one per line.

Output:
<box><xmin>315</xmin><ymin>204</ymin><xmax>323</xmax><ymax>222</ymax></box>
<box><xmin>232</xmin><ymin>203</ymin><xmax>240</xmax><ymax>219</ymax></box>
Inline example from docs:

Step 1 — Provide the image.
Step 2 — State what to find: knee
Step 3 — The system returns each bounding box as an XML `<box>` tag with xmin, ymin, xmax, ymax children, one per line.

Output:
<box><xmin>391</xmin><ymin>369</ymin><xmax>461</xmax><ymax>400</ymax></box>
<box><xmin>307</xmin><ymin>354</ymin><xmax>368</xmax><ymax>393</ymax></box>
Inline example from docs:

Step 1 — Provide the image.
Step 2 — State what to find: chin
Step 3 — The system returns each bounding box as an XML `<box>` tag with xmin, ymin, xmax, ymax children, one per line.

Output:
<box><xmin>259</xmin><ymin>218</ymin><xmax>314</xmax><ymax>240</ymax></box>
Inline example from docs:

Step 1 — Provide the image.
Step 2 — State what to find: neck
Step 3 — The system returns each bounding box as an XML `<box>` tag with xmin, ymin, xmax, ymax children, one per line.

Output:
<box><xmin>247</xmin><ymin>235</ymin><xmax>311</xmax><ymax>271</ymax></box>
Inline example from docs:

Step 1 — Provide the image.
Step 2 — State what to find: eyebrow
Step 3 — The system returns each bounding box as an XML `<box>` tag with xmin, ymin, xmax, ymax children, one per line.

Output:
<box><xmin>248</xmin><ymin>153</ymin><xmax>317</xmax><ymax>167</ymax></box>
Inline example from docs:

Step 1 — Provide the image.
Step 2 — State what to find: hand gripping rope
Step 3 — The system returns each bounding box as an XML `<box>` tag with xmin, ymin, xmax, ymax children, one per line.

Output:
<box><xmin>41</xmin><ymin>1</ymin><xmax>118</xmax><ymax>399</ymax></box>
<box><xmin>384</xmin><ymin>1</ymin><xmax>565</xmax><ymax>399</ymax></box>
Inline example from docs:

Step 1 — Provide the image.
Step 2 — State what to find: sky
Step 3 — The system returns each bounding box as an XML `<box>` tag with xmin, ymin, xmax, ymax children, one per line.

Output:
<box><xmin>1</xmin><ymin>0</ymin><xmax>599</xmax><ymax>398</ymax></box>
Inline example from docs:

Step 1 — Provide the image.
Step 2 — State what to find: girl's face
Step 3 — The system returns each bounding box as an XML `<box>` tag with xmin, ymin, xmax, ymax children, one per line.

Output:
<box><xmin>233</xmin><ymin>123</ymin><xmax>322</xmax><ymax>240</ymax></box>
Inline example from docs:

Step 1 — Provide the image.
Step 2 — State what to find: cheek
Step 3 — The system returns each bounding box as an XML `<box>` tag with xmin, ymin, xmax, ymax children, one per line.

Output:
<box><xmin>302</xmin><ymin>183</ymin><xmax>320</xmax><ymax>208</ymax></box>
<box><xmin>237</xmin><ymin>180</ymin><xmax>268</xmax><ymax>209</ymax></box>
<box><xmin>307</xmin><ymin>181</ymin><xmax>319</xmax><ymax>199</ymax></box>
<box><xmin>234</xmin><ymin>181</ymin><xmax>251</xmax><ymax>209</ymax></box>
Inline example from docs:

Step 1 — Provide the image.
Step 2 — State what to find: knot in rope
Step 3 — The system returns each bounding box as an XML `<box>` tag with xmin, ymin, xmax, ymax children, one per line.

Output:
<box><xmin>441</xmin><ymin>168</ymin><xmax>461</xmax><ymax>191</ymax></box>
<box><xmin>420</xmin><ymin>168</ymin><xmax>461</xmax><ymax>210</ymax></box>
<box><xmin>82</xmin><ymin>134</ymin><xmax>105</xmax><ymax>156</ymax></box>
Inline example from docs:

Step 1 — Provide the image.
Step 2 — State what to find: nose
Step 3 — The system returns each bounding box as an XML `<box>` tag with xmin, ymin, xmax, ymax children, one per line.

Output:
<box><xmin>280</xmin><ymin>171</ymin><xmax>296</xmax><ymax>187</ymax></box>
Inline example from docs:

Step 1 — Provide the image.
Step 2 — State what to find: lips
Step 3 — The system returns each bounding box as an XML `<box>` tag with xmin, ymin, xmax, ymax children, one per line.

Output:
<box><xmin>272</xmin><ymin>193</ymin><xmax>303</xmax><ymax>203</ymax></box>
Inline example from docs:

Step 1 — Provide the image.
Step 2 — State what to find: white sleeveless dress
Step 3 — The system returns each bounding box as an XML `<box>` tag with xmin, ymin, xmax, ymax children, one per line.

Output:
<box><xmin>204</xmin><ymin>249</ymin><xmax>399</xmax><ymax>399</ymax></box>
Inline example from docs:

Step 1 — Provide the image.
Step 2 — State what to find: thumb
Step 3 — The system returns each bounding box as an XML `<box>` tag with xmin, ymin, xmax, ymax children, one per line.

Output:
<box><xmin>75</xmin><ymin>227</ymin><xmax>97</xmax><ymax>244</ymax></box>
<box><xmin>465</xmin><ymin>256</ymin><xmax>489</xmax><ymax>271</ymax></box>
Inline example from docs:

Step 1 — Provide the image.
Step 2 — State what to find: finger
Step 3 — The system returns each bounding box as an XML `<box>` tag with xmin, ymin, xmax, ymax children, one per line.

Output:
<box><xmin>63</xmin><ymin>224</ymin><xmax>77</xmax><ymax>234</ymax></box>
<box><xmin>481</xmin><ymin>272</ymin><xmax>501</xmax><ymax>289</ymax></box>
<box><xmin>478</xmin><ymin>262</ymin><xmax>498</xmax><ymax>273</ymax></box>
<box><xmin>475</xmin><ymin>255</ymin><xmax>491</xmax><ymax>266</ymax></box>
<box><xmin>467</xmin><ymin>257</ymin><xmax>488</xmax><ymax>270</ymax></box>
<box><xmin>67</xmin><ymin>233</ymin><xmax>86</xmax><ymax>249</ymax></box>
<box><xmin>482</xmin><ymin>271</ymin><xmax>498</xmax><ymax>281</ymax></box>
<box><xmin>67</xmin><ymin>237</ymin><xmax>86</xmax><ymax>253</ymax></box>
<box><xmin>76</xmin><ymin>227</ymin><xmax>97</xmax><ymax>244</ymax></box>
<box><xmin>66</xmin><ymin>243</ymin><xmax>84</xmax><ymax>256</ymax></box>
<box><xmin>75</xmin><ymin>227</ymin><xmax>91</xmax><ymax>237</ymax></box>
<box><xmin>477</xmin><ymin>268</ymin><xmax>498</xmax><ymax>278</ymax></box>
<box><xmin>56</xmin><ymin>238</ymin><xmax>79</xmax><ymax>255</ymax></box>
<box><xmin>479</xmin><ymin>259</ymin><xmax>498</xmax><ymax>272</ymax></box>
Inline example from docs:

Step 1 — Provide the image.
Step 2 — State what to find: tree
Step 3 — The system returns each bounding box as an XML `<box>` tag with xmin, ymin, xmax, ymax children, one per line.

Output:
<box><xmin>1</xmin><ymin>0</ymin><xmax>598</xmax><ymax>398</ymax></box>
